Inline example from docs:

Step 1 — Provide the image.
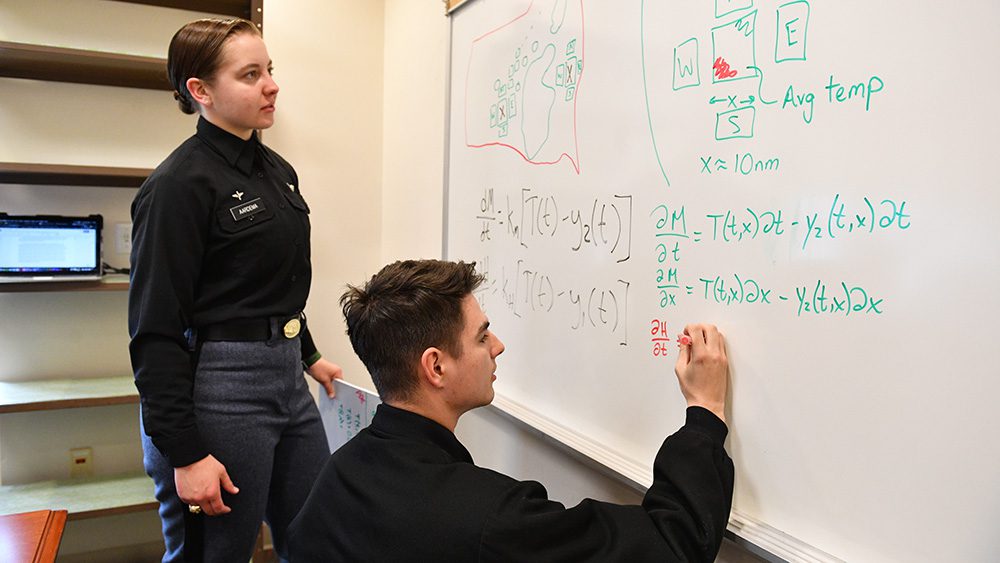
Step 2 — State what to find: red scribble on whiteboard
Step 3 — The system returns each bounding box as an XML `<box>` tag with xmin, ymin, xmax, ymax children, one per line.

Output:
<box><xmin>713</xmin><ymin>57</ymin><xmax>737</xmax><ymax>80</ymax></box>
<box><xmin>356</xmin><ymin>391</ymin><xmax>365</xmax><ymax>403</ymax></box>
<box><xmin>464</xmin><ymin>0</ymin><xmax>585</xmax><ymax>174</ymax></box>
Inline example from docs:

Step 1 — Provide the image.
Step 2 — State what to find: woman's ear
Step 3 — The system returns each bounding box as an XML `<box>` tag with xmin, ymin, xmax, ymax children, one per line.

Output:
<box><xmin>186</xmin><ymin>77</ymin><xmax>211</xmax><ymax>109</ymax></box>
<box><xmin>419</xmin><ymin>347</ymin><xmax>446</xmax><ymax>389</ymax></box>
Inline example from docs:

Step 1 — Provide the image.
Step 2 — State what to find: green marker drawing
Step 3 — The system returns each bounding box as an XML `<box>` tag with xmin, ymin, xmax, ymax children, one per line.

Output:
<box><xmin>640</xmin><ymin>0</ymin><xmax>671</xmax><ymax>187</ymax></box>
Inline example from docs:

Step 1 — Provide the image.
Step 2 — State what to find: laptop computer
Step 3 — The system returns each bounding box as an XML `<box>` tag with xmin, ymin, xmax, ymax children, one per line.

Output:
<box><xmin>0</xmin><ymin>214</ymin><xmax>104</xmax><ymax>283</ymax></box>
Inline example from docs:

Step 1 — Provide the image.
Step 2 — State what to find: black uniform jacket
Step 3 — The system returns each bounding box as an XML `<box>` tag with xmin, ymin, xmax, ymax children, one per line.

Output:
<box><xmin>288</xmin><ymin>403</ymin><xmax>734</xmax><ymax>562</ymax></box>
<box><xmin>129</xmin><ymin>117</ymin><xmax>317</xmax><ymax>467</ymax></box>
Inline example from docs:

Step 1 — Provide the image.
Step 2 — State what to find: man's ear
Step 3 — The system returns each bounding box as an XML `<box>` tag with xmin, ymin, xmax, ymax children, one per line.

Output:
<box><xmin>419</xmin><ymin>347</ymin><xmax>446</xmax><ymax>390</ymax></box>
<box><xmin>186</xmin><ymin>77</ymin><xmax>211</xmax><ymax>109</ymax></box>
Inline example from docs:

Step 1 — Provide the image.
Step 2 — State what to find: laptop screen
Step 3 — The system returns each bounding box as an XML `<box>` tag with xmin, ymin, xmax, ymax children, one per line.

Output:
<box><xmin>0</xmin><ymin>214</ymin><xmax>103</xmax><ymax>280</ymax></box>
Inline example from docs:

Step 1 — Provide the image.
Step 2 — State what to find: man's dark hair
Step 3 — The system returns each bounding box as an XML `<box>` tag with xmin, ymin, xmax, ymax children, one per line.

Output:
<box><xmin>340</xmin><ymin>260</ymin><xmax>484</xmax><ymax>402</ymax></box>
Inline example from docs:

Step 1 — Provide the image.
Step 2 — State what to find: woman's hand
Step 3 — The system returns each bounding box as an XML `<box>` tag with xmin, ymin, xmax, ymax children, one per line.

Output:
<box><xmin>175</xmin><ymin>454</ymin><xmax>239</xmax><ymax>516</ymax></box>
<box><xmin>306</xmin><ymin>358</ymin><xmax>344</xmax><ymax>398</ymax></box>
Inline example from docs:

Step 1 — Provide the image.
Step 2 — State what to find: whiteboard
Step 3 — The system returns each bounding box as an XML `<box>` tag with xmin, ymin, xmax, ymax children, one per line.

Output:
<box><xmin>318</xmin><ymin>379</ymin><xmax>381</xmax><ymax>453</ymax></box>
<box><xmin>445</xmin><ymin>1</ymin><xmax>1000</xmax><ymax>561</ymax></box>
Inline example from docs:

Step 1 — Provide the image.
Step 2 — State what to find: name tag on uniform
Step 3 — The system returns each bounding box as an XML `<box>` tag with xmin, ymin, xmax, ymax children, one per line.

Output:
<box><xmin>230</xmin><ymin>198</ymin><xmax>266</xmax><ymax>221</ymax></box>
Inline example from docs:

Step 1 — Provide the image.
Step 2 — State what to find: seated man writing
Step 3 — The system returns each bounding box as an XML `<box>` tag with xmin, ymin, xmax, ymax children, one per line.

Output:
<box><xmin>289</xmin><ymin>259</ymin><xmax>733</xmax><ymax>562</ymax></box>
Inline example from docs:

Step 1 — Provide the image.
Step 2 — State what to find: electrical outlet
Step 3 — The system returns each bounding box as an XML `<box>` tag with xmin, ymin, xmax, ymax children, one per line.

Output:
<box><xmin>115</xmin><ymin>222</ymin><xmax>132</xmax><ymax>254</ymax></box>
<box><xmin>70</xmin><ymin>447</ymin><xmax>94</xmax><ymax>478</ymax></box>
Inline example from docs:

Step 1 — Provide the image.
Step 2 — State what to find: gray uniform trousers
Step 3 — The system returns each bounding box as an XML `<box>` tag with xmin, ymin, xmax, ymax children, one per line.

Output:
<box><xmin>141</xmin><ymin>325</ymin><xmax>329</xmax><ymax>563</ymax></box>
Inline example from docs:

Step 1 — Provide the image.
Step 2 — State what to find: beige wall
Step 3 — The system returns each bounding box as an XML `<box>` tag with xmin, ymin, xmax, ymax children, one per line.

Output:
<box><xmin>380</xmin><ymin>0</ymin><xmax>449</xmax><ymax>262</ymax></box>
<box><xmin>265</xmin><ymin>0</ymin><xmax>385</xmax><ymax>388</ymax></box>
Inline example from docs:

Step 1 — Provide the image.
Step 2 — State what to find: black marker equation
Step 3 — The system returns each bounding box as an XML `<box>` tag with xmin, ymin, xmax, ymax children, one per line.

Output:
<box><xmin>473</xmin><ymin>256</ymin><xmax>630</xmax><ymax>346</ymax></box>
<box><xmin>476</xmin><ymin>187</ymin><xmax>633</xmax><ymax>263</ymax></box>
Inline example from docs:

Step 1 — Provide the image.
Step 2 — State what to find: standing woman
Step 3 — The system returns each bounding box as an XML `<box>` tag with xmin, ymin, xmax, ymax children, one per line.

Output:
<box><xmin>129</xmin><ymin>18</ymin><xmax>341</xmax><ymax>562</ymax></box>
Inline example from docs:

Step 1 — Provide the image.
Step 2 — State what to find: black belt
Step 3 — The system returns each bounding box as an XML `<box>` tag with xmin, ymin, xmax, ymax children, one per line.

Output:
<box><xmin>196</xmin><ymin>313</ymin><xmax>303</xmax><ymax>342</ymax></box>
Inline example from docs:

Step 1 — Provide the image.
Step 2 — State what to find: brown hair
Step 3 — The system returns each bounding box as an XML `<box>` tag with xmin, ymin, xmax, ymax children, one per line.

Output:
<box><xmin>340</xmin><ymin>260</ymin><xmax>485</xmax><ymax>402</ymax></box>
<box><xmin>167</xmin><ymin>18</ymin><xmax>260</xmax><ymax>114</ymax></box>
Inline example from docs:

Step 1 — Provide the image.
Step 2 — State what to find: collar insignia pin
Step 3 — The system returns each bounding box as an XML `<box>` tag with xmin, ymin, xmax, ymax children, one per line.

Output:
<box><xmin>232</xmin><ymin>190</ymin><xmax>244</xmax><ymax>201</ymax></box>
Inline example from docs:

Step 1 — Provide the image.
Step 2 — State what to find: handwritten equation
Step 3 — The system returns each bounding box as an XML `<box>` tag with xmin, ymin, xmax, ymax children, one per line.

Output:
<box><xmin>697</xmin><ymin>274</ymin><xmax>884</xmax><ymax>316</ymax></box>
<box><xmin>477</xmin><ymin>187</ymin><xmax>633</xmax><ymax>262</ymax></box>
<box><xmin>649</xmin><ymin>318</ymin><xmax>679</xmax><ymax>357</ymax></box>
<box><xmin>474</xmin><ymin>256</ymin><xmax>631</xmax><ymax>346</ymax></box>
<box><xmin>649</xmin><ymin>195</ymin><xmax>908</xmax><ymax>322</ymax></box>
<box><xmin>651</xmin><ymin>194</ymin><xmax>910</xmax><ymax>251</ymax></box>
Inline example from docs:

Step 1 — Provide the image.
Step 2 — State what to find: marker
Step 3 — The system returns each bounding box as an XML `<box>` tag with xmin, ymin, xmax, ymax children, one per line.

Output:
<box><xmin>678</xmin><ymin>334</ymin><xmax>692</xmax><ymax>347</ymax></box>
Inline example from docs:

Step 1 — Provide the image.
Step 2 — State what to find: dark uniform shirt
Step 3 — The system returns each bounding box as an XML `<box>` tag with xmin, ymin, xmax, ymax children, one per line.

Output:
<box><xmin>288</xmin><ymin>404</ymin><xmax>735</xmax><ymax>562</ymax></box>
<box><xmin>129</xmin><ymin>117</ymin><xmax>319</xmax><ymax>467</ymax></box>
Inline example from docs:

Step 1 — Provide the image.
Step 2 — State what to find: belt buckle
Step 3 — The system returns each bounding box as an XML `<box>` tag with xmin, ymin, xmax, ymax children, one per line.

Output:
<box><xmin>282</xmin><ymin>317</ymin><xmax>301</xmax><ymax>339</ymax></box>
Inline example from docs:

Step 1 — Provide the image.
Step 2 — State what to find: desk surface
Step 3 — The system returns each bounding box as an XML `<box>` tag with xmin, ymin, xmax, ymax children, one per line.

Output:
<box><xmin>0</xmin><ymin>509</ymin><xmax>67</xmax><ymax>563</ymax></box>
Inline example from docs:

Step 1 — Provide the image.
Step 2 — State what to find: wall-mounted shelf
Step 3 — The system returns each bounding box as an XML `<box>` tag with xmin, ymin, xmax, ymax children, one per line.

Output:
<box><xmin>0</xmin><ymin>474</ymin><xmax>156</xmax><ymax>521</ymax></box>
<box><xmin>111</xmin><ymin>0</ymin><xmax>254</xmax><ymax>19</ymax></box>
<box><xmin>0</xmin><ymin>41</ymin><xmax>170</xmax><ymax>91</ymax></box>
<box><xmin>0</xmin><ymin>376</ymin><xmax>151</xmax><ymax>520</ymax></box>
<box><xmin>0</xmin><ymin>162</ymin><xmax>151</xmax><ymax>188</ymax></box>
<box><xmin>0</xmin><ymin>276</ymin><xmax>129</xmax><ymax>294</ymax></box>
<box><xmin>0</xmin><ymin>375</ymin><xmax>138</xmax><ymax>415</ymax></box>
<box><xmin>0</xmin><ymin>1</ymin><xmax>263</xmax><ymax>92</ymax></box>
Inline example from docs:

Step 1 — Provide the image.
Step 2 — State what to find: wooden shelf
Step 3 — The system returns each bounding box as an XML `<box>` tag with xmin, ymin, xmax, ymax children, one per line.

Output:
<box><xmin>0</xmin><ymin>275</ymin><xmax>129</xmax><ymax>294</ymax></box>
<box><xmin>0</xmin><ymin>474</ymin><xmax>156</xmax><ymax>520</ymax></box>
<box><xmin>0</xmin><ymin>162</ymin><xmax>151</xmax><ymax>188</ymax></box>
<box><xmin>0</xmin><ymin>1</ymin><xmax>264</xmax><ymax>91</ymax></box>
<box><xmin>0</xmin><ymin>376</ymin><xmax>137</xmax><ymax>415</ymax></box>
<box><xmin>111</xmin><ymin>0</ymin><xmax>255</xmax><ymax>19</ymax></box>
<box><xmin>0</xmin><ymin>41</ymin><xmax>170</xmax><ymax>91</ymax></box>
